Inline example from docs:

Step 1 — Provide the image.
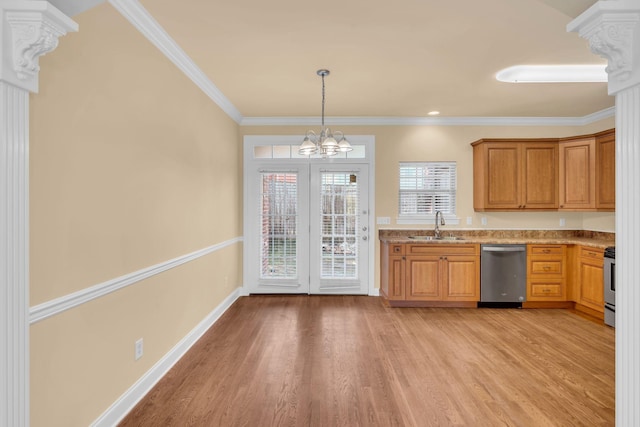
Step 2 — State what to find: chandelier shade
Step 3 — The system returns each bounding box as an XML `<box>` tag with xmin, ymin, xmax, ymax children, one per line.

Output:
<box><xmin>298</xmin><ymin>69</ymin><xmax>352</xmax><ymax>157</ymax></box>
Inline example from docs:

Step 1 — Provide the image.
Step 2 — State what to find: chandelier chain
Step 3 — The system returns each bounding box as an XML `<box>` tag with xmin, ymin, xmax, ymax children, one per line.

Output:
<box><xmin>321</xmin><ymin>72</ymin><xmax>326</xmax><ymax>128</ymax></box>
<box><xmin>298</xmin><ymin>68</ymin><xmax>352</xmax><ymax>157</ymax></box>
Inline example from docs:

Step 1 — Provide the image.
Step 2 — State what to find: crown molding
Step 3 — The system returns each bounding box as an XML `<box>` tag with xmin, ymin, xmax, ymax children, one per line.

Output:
<box><xmin>108</xmin><ymin>0</ymin><xmax>243</xmax><ymax>124</ymax></box>
<box><xmin>240</xmin><ymin>107</ymin><xmax>615</xmax><ymax>127</ymax></box>
<box><xmin>105</xmin><ymin>0</ymin><xmax>616</xmax><ymax>128</ymax></box>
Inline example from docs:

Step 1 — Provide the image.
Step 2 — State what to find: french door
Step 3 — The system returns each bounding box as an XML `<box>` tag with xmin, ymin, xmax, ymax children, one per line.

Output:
<box><xmin>245</xmin><ymin>164</ymin><xmax>369</xmax><ymax>294</ymax></box>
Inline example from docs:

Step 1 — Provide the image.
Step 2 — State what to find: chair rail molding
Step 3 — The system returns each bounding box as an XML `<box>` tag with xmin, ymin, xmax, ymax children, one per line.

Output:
<box><xmin>569</xmin><ymin>2</ymin><xmax>640</xmax><ymax>426</ymax></box>
<box><xmin>0</xmin><ymin>3</ymin><xmax>77</xmax><ymax>426</ymax></box>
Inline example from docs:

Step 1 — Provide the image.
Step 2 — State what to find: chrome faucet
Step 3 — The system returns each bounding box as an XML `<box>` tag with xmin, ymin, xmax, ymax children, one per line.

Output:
<box><xmin>434</xmin><ymin>211</ymin><xmax>445</xmax><ymax>238</ymax></box>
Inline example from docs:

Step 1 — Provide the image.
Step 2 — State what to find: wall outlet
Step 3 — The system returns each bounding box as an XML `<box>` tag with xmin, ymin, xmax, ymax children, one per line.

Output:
<box><xmin>376</xmin><ymin>216</ymin><xmax>391</xmax><ymax>225</ymax></box>
<box><xmin>466</xmin><ymin>216</ymin><xmax>472</xmax><ymax>225</ymax></box>
<box><xmin>135</xmin><ymin>338</ymin><xmax>144</xmax><ymax>361</ymax></box>
<box><xmin>559</xmin><ymin>218</ymin><xmax>566</xmax><ymax>227</ymax></box>
<box><xmin>481</xmin><ymin>217</ymin><xmax>487</xmax><ymax>226</ymax></box>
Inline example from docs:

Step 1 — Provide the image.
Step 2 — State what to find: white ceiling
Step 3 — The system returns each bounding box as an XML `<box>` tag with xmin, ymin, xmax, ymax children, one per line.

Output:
<box><xmin>74</xmin><ymin>0</ymin><xmax>613</xmax><ymax>119</ymax></box>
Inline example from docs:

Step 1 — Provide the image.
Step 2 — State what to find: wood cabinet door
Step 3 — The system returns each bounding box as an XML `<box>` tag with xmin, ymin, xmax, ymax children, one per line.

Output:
<box><xmin>521</xmin><ymin>143</ymin><xmax>558</xmax><ymax>209</ymax></box>
<box><xmin>559</xmin><ymin>138</ymin><xmax>596</xmax><ymax>210</ymax></box>
<box><xmin>579</xmin><ymin>257</ymin><xmax>604</xmax><ymax>312</ymax></box>
<box><xmin>596</xmin><ymin>130</ymin><xmax>615</xmax><ymax>210</ymax></box>
<box><xmin>387</xmin><ymin>256</ymin><xmax>405</xmax><ymax>299</ymax></box>
<box><xmin>442</xmin><ymin>256</ymin><xmax>479</xmax><ymax>301</ymax></box>
<box><xmin>405</xmin><ymin>256</ymin><xmax>441</xmax><ymax>300</ymax></box>
<box><xmin>484</xmin><ymin>144</ymin><xmax>521</xmax><ymax>209</ymax></box>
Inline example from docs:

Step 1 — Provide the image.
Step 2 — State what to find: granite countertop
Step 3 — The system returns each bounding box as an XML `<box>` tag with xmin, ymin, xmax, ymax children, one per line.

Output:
<box><xmin>379</xmin><ymin>229</ymin><xmax>615</xmax><ymax>249</ymax></box>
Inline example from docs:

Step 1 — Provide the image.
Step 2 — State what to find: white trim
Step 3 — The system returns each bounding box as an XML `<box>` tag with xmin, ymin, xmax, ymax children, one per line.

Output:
<box><xmin>107</xmin><ymin>0</ymin><xmax>243</xmax><ymax>124</ymax></box>
<box><xmin>240</xmin><ymin>107</ymin><xmax>615</xmax><ymax>127</ymax></box>
<box><xmin>29</xmin><ymin>237</ymin><xmax>243</xmax><ymax>324</ymax></box>
<box><xmin>243</xmin><ymin>135</ymin><xmax>376</xmax><ymax>296</ymax></box>
<box><xmin>90</xmin><ymin>287</ymin><xmax>242</xmax><ymax>427</ymax></box>
<box><xmin>0</xmin><ymin>81</ymin><xmax>30</xmax><ymax>427</ymax></box>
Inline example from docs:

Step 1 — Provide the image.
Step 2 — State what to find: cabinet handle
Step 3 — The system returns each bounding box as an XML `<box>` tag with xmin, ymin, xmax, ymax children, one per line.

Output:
<box><xmin>542</xmin><ymin>249</ymin><xmax>550</xmax><ymax>253</ymax></box>
<box><xmin>543</xmin><ymin>289</ymin><xmax>551</xmax><ymax>293</ymax></box>
<box><xmin>588</xmin><ymin>252</ymin><xmax>597</xmax><ymax>257</ymax></box>
<box><xmin>543</xmin><ymin>266</ymin><xmax>550</xmax><ymax>271</ymax></box>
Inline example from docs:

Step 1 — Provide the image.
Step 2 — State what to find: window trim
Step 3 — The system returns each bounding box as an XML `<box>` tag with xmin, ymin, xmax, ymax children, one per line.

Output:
<box><xmin>396</xmin><ymin>161</ymin><xmax>460</xmax><ymax>225</ymax></box>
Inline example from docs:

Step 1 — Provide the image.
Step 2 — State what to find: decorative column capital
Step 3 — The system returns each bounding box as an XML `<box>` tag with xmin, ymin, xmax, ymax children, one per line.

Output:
<box><xmin>568</xmin><ymin>0</ymin><xmax>640</xmax><ymax>95</ymax></box>
<box><xmin>0</xmin><ymin>1</ymin><xmax>77</xmax><ymax>93</ymax></box>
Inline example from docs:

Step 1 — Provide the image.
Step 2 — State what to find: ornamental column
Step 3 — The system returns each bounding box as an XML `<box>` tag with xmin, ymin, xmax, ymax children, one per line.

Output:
<box><xmin>569</xmin><ymin>2</ymin><xmax>640</xmax><ymax>426</ymax></box>
<box><xmin>0</xmin><ymin>3</ymin><xmax>76</xmax><ymax>426</ymax></box>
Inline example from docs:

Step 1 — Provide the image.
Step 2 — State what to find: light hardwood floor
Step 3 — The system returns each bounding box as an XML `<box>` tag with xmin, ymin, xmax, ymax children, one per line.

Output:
<box><xmin>119</xmin><ymin>296</ymin><xmax>615</xmax><ymax>426</ymax></box>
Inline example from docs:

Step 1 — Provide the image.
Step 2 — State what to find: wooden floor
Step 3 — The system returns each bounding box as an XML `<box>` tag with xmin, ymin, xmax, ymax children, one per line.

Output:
<box><xmin>120</xmin><ymin>296</ymin><xmax>615</xmax><ymax>426</ymax></box>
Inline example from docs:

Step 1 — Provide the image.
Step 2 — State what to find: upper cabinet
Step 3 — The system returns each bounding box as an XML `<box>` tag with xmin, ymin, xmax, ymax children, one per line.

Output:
<box><xmin>596</xmin><ymin>129</ymin><xmax>616</xmax><ymax>210</ymax></box>
<box><xmin>472</xmin><ymin>129</ymin><xmax>615</xmax><ymax>212</ymax></box>
<box><xmin>472</xmin><ymin>139</ymin><xmax>558</xmax><ymax>211</ymax></box>
<box><xmin>559</xmin><ymin>136</ymin><xmax>596</xmax><ymax>210</ymax></box>
<box><xmin>558</xmin><ymin>129</ymin><xmax>615</xmax><ymax>211</ymax></box>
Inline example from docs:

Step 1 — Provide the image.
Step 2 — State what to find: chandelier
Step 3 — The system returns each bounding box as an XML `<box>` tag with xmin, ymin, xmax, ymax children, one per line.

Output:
<box><xmin>298</xmin><ymin>69</ymin><xmax>352</xmax><ymax>157</ymax></box>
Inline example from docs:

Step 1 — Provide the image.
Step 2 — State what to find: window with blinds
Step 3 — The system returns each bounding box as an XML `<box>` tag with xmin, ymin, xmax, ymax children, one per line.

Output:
<box><xmin>399</xmin><ymin>162</ymin><xmax>457</xmax><ymax>218</ymax></box>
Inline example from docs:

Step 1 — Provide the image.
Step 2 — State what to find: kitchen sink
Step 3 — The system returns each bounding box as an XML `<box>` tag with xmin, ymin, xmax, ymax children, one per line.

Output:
<box><xmin>408</xmin><ymin>236</ymin><xmax>464</xmax><ymax>241</ymax></box>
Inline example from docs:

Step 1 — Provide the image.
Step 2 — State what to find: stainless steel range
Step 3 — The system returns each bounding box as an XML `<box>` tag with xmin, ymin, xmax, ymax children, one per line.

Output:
<box><xmin>604</xmin><ymin>246</ymin><xmax>615</xmax><ymax>327</ymax></box>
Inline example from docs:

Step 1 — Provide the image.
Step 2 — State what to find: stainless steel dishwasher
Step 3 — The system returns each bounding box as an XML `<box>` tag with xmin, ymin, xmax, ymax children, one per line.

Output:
<box><xmin>480</xmin><ymin>244</ymin><xmax>527</xmax><ymax>307</ymax></box>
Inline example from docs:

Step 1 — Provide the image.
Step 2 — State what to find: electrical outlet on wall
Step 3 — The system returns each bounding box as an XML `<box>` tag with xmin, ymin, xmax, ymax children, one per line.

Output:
<box><xmin>377</xmin><ymin>217</ymin><xmax>391</xmax><ymax>225</ymax></box>
<box><xmin>560</xmin><ymin>218</ymin><xmax>566</xmax><ymax>227</ymax></box>
<box><xmin>466</xmin><ymin>217</ymin><xmax>472</xmax><ymax>225</ymax></box>
<box><xmin>135</xmin><ymin>338</ymin><xmax>144</xmax><ymax>361</ymax></box>
<box><xmin>481</xmin><ymin>217</ymin><xmax>487</xmax><ymax>226</ymax></box>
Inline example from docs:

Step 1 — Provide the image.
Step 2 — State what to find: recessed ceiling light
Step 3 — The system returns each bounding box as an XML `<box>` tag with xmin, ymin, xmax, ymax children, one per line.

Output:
<box><xmin>427</xmin><ymin>111</ymin><xmax>440</xmax><ymax>116</ymax></box>
<box><xmin>496</xmin><ymin>64</ymin><xmax>607</xmax><ymax>83</ymax></box>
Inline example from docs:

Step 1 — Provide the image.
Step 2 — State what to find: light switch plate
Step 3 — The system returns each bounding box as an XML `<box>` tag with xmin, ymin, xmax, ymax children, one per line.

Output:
<box><xmin>481</xmin><ymin>217</ymin><xmax>487</xmax><ymax>226</ymax></box>
<box><xmin>560</xmin><ymin>218</ymin><xmax>566</xmax><ymax>227</ymax></box>
<box><xmin>466</xmin><ymin>217</ymin><xmax>472</xmax><ymax>225</ymax></box>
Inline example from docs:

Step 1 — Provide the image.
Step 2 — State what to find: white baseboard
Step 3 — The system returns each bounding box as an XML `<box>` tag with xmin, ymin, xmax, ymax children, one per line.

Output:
<box><xmin>91</xmin><ymin>287</ymin><xmax>242</xmax><ymax>427</ymax></box>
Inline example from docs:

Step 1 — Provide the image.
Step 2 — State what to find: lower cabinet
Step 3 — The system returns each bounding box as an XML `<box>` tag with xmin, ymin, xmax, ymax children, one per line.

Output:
<box><xmin>380</xmin><ymin>242</ymin><xmax>480</xmax><ymax>306</ymax></box>
<box><xmin>381</xmin><ymin>240</ymin><xmax>607</xmax><ymax>317</ymax></box>
<box><xmin>526</xmin><ymin>244</ymin><xmax>567</xmax><ymax>301</ymax></box>
<box><xmin>577</xmin><ymin>246</ymin><xmax>605</xmax><ymax>314</ymax></box>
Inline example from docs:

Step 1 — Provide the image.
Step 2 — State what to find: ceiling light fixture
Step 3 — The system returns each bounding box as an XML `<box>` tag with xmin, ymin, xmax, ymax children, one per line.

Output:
<box><xmin>496</xmin><ymin>64</ymin><xmax>607</xmax><ymax>83</ymax></box>
<box><xmin>428</xmin><ymin>111</ymin><xmax>440</xmax><ymax>116</ymax></box>
<box><xmin>299</xmin><ymin>69</ymin><xmax>352</xmax><ymax>157</ymax></box>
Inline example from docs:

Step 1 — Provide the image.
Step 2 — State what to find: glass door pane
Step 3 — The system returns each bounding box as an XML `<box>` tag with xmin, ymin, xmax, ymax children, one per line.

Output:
<box><xmin>310</xmin><ymin>165</ymin><xmax>369</xmax><ymax>294</ymax></box>
<box><xmin>245</xmin><ymin>166</ymin><xmax>309</xmax><ymax>294</ymax></box>
<box><xmin>260</xmin><ymin>173</ymin><xmax>297</xmax><ymax>279</ymax></box>
<box><xmin>320</xmin><ymin>173</ymin><xmax>359</xmax><ymax>279</ymax></box>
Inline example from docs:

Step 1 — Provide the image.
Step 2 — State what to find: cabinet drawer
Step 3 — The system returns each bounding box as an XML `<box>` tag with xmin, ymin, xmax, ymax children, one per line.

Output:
<box><xmin>580</xmin><ymin>246</ymin><xmax>603</xmax><ymax>260</ymax></box>
<box><xmin>530</xmin><ymin>260</ymin><xmax>563</xmax><ymax>275</ymax></box>
<box><xmin>529</xmin><ymin>245</ymin><xmax>564</xmax><ymax>255</ymax></box>
<box><xmin>530</xmin><ymin>282</ymin><xmax>563</xmax><ymax>297</ymax></box>
<box><xmin>407</xmin><ymin>244</ymin><xmax>478</xmax><ymax>256</ymax></box>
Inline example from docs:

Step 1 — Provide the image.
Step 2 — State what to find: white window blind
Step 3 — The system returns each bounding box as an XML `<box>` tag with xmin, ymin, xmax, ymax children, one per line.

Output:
<box><xmin>399</xmin><ymin>162</ymin><xmax>457</xmax><ymax>217</ymax></box>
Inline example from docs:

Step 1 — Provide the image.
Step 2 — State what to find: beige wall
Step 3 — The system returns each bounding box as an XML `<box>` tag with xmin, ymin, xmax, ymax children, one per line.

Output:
<box><xmin>241</xmin><ymin>119</ymin><xmax>616</xmax><ymax>289</ymax></box>
<box><xmin>26</xmin><ymin>2</ymin><xmax>615</xmax><ymax>424</ymax></box>
<box><xmin>29</xmin><ymin>4</ymin><xmax>242</xmax><ymax>426</ymax></box>
<box><xmin>241</xmin><ymin>119</ymin><xmax>615</xmax><ymax>233</ymax></box>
